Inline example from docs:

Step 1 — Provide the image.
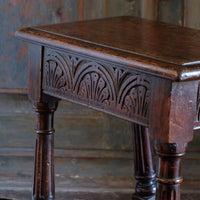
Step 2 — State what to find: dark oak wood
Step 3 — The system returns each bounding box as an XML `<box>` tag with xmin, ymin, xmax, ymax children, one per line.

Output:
<box><xmin>15</xmin><ymin>16</ymin><xmax>200</xmax><ymax>200</ymax></box>
<box><xmin>32</xmin><ymin>101</ymin><xmax>58</xmax><ymax>200</ymax></box>
<box><xmin>155</xmin><ymin>143</ymin><xmax>184</xmax><ymax>200</ymax></box>
<box><xmin>15</xmin><ymin>16</ymin><xmax>200</xmax><ymax>81</ymax></box>
<box><xmin>132</xmin><ymin>124</ymin><xmax>156</xmax><ymax>200</ymax></box>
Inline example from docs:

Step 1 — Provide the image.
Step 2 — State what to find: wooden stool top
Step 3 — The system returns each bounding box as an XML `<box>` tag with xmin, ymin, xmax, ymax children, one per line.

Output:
<box><xmin>16</xmin><ymin>16</ymin><xmax>200</xmax><ymax>81</ymax></box>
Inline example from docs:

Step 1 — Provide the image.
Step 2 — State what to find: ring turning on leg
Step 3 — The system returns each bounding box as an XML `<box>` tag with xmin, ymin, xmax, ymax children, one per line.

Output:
<box><xmin>132</xmin><ymin>124</ymin><xmax>156</xmax><ymax>200</ymax></box>
<box><xmin>32</xmin><ymin>101</ymin><xmax>58</xmax><ymax>200</ymax></box>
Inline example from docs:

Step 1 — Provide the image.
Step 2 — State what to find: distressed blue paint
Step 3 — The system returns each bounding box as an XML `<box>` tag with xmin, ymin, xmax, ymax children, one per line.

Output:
<box><xmin>0</xmin><ymin>0</ymin><xmax>79</xmax><ymax>89</ymax></box>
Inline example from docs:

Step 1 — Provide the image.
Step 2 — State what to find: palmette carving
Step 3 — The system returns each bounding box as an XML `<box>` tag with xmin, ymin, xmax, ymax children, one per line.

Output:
<box><xmin>117</xmin><ymin>74</ymin><xmax>150</xmax><ymax>117</ymax></box>
<box><xmin>43</xmin><ymin>51</ymin><xmax>73</xmax><ymax>94</ymax></box>
<box><xmin>43</xmin><ymin>48</ymin><xmax>151</xmax><ymax>122</ymax></box>
<box><xmin>74</xmin><ymin>62</ymin><xmax>115</xmax><ymax>106</ymax></box>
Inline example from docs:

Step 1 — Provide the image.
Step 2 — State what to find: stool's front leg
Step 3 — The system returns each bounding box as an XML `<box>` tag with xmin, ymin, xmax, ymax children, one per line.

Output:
<box><xmin>32</xmin><ymin>101</ymin><xmax>58</xmax><ymax>200</ymax></box>
<box><xmin>150</xmin><ymin>80</ymin><xmax>199</xmax><ymax>200</ymax></box>
<box><xmin>132</xmin><ymin>123</ymin><xmax>156</xmax><ymax>200</ymax></box>
<box><xmin>155</xmin><ymin>143</ymin><xmax>185</xmax><ymax>200</ymax></box>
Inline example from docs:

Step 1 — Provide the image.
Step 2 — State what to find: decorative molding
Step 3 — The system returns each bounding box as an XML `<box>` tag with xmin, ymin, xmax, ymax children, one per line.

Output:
<box><xmin>42</xmin><ymin>48</ymin><xmax>151</xmax><ymax>123</ymax></box>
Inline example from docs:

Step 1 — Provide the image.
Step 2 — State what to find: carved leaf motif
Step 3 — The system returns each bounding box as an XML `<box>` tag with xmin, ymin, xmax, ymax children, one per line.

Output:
<box><xmin>118</xmin><ymin>76</ymin><xmax>150</xmax><ymax>118</ymax></box>
<box><xmin>43</xmin><ymin>50</ymin><xmax>72</xmax><ymax>93</ymax></box>
<box><xmin>78</xmin><ymin>73</ymin><xmax>109</xmax><ymax>103</ymax></box>
<box><xmin>67</xmin><ymin>55</ymin><xmax>81</xmax><ymax>75</ymax></box>
<box><xmin>44</xmin><ymin>61</ymin><xmax>67</xmax><ymax>92</ymax></box>
<box><xmin>42</xmin><ymin>48</ymin><xmax>151</xmax><ymax>123</ymax></box>
<box><xmin>74</xmin><ymin>62</ymin><xmax>115</xmax><ymax>106</ymax></box>
<box><xmin>123</xmin><ymin>86</ymin><xmax>150</xmax><ymax>117</ymax></box>
<box><xmin>114</xmin><ymin>68</ymin><xmax>128</xmax><ymax>87</ymax></box>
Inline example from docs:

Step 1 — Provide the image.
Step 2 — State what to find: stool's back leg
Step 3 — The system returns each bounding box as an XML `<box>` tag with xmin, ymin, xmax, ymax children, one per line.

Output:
<box><xmin>132</xmin><ymin>123</ymin><xmax>156</xmax><ymax>200</ymax></box>
<box><xmin>32</xmin><ymin>101</ymin><xmax>58</xmax><ymax>200</ymax></box>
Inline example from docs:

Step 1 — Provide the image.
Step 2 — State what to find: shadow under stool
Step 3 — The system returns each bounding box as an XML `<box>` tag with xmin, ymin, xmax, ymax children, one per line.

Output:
<box><xmin>15</xmin><ymin>16</ymin><xmax>200</xmax><ymax>200</ymax></box>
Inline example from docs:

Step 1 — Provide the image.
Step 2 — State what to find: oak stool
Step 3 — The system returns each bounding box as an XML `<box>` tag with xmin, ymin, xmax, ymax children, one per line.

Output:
<box><xmin>15</xmin><ymin>16</ymin><xmax>200</xmax><ymax>200</ymax></box>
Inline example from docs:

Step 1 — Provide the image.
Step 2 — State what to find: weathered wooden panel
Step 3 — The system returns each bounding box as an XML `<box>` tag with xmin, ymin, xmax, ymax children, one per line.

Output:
<box><xmin>0</xmin><ymin>0</ymin><xmax>79</xmax><ymax>89</ymax></box>
<box><xmin>140</xmin><ymin>0</ymin><xmax>158</xmax><ymax>20</ymax></box>
<box><xmin>158</xmin><ymin>0</ymin><xmax>183</xmax><ymax>25</ymax></box>
<box><xmin>1</xmin><ymin>93</ymin><xmax>200</xmax><ymax>152</ymax></box>
<box><xmin>82</xmin><ymin>0</ymin><xmax>104</xmax><ymax>20</ymax></box>
<box><xmin>184</xmin><ymin>0</ymin><xmax>200</xmax><ymax>29</ymax></box>
<box><xmin>104</xmin><ymin>0</ymin><xmax>140</xmax><ymax>17</ymax></box>
<box><xmin>0</xmin><ymin>94</ymin><xmax>132</xmax><ymax>150</ymax></box>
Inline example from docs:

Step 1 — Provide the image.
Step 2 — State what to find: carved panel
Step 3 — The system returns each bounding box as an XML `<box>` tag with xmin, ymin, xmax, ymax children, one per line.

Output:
<box><xmin>73</xmin><ymin>61</ymin><xmax>115</xmax><ymax>106</ymax></box>
<box><xmin>42</xmin><ymin>48</ymin><xmax>151</xmax><ymax>124</ymax></box>
<box><xmin>43</xmin><ymin>51</ymin><xmax>72</xmax><ymax>94</ymax></box>
<box><xmin>117</xmin><ymin>73</ymin><xmax>150</xmax><ymax>118</ymax></box>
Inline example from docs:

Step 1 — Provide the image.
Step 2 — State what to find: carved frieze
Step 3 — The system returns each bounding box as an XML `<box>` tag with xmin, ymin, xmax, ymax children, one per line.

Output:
<box><xmin>43</xmin><ymin>48</ymin><xmax>151</xmax><ymax>123</ymax></box>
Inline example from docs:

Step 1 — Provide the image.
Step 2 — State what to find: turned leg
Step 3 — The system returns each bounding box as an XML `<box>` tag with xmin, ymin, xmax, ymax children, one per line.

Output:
<box><xmin>155</xmin><ymin>143</ymin><xmax>185</xmax><ymax>200</ymax></box>
<box><xmin>32</xmin><ymin>101</ymin><xmax>58</xmax><ymax>200</ymax></box>
<box><xmin>132</xmin><ymin>123</ymin><xmax>156</xmax><ymax>200</ymax></box>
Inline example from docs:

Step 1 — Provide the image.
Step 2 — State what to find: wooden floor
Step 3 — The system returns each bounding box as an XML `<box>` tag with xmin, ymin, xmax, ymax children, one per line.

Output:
<box><xmin>0</xmin><ymin>150</ymin><xmax>199</xmax><ymax>200</ymax></box>
<box><xmin>0</xmin><ymin>190</ymin><xmax>199</xmax><ymax>200</ymax></box>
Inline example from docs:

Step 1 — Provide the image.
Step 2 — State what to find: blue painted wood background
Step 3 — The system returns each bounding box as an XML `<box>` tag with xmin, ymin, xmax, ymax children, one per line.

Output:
<box><xmin>0</xmin><ymin>0</ymin><xmax>80</xmax><ymax>89</ymax></box>
<box><xmin>0</xmin><ymin>0</ymin><xmax>140</xmax><ymax>89</ymax></box>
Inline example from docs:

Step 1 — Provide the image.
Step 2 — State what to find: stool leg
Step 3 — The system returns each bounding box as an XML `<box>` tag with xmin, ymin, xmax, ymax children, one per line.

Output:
<box><xmin>155</xmin><ymin>143</ymin><xmax>185</xmax><ymax>200</ymax></box>
<box><xmin>132</xmin><ymin>123</ymin><xmax>156</xmax><ymax>200</ymax></box>
<box><xmin>32</xmin><ymin>101</ymin><xmax>58</xmax><ymax>200</ymax></box>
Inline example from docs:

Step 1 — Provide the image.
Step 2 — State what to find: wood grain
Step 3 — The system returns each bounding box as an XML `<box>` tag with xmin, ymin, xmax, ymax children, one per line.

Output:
<box><xmin>83</xmin><ymin>0</ymin><xmax>104</xmax><ymax>20</ymax></box>
<box><xmin>104</xmin><ymin>0</ymin><xmax>140</xmax><ymax>17</ymax></box>
<box><xmin>15</xmin><ymin>16</ymin><xmax>200</xmax><ymax>82</ymax></box>
<box><xmin>184</xmin><ymin>0</ymin><xmax>200</xmax><ymax>29</ymax></box>
<box><xmin>140</xmin><ymin>0</ymin><xmax>158</xmax><ymax>20</ymax></box>
<box><xmin>0</xmin><ymin>93</ymin><xmax>132</xmax><ymax>151</ymax></box>
<box><xmin>158</xmin><ymin>0</ymin><xmax>183</xmax><ymax>25</ymax></box>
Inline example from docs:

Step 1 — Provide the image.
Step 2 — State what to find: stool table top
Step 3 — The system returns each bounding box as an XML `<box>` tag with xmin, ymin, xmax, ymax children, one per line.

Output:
<box><xmin>16</xmin><ymin>16</ymin><xmax>200</xmax><ymax>81</ymax></box>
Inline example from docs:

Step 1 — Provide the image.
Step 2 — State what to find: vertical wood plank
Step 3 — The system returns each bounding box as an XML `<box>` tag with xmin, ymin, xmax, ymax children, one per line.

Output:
<box><xmin>158</xmin><ymin>0</ymin><xmax>183</xmax><ymax>25</ymax></box>
<box><xmin>140</xmin><ymin>0</ymin><xmax>159</xmax><ymax>20</ymax></box>
<box><xmin>104</xmin><ymin>0</ymin><xmax>140</xmax><ymax>18</ymax></box>
<box><xmin>78</xmin><ymin>0</ymin><xmax>84</xmax><ymax>20</ymax></box>
<box><xmin>82</xmin><ymin>0</ymin><xmax>104</xmax><ymax>20</ymax></box>
<box><xmin>184</xmin><ymin>0</ymin><xmax>200</xmax><ymax>29</ymax></box>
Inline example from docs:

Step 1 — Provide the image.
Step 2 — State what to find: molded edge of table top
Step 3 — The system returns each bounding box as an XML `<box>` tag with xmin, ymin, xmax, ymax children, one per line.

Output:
<box><xmin>15</xmin><ymin>17</ymin><xmax>200</xmax><ymax>82</ymax></box>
